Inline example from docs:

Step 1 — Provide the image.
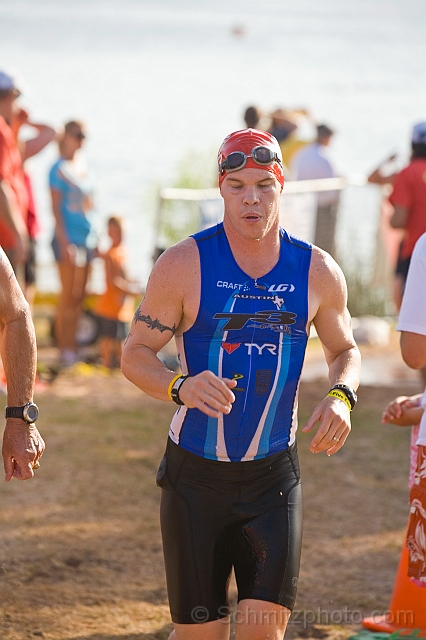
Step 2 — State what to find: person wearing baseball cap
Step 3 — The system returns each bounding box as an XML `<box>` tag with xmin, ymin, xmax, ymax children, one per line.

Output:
<box><xmin>0</xmin><ymin>69</ymin><xmax>25</xmax><ymax>96</ymax></box>
<box><xmin>122</xmin><ymin>128</ymin><xmax>360</xmax><ymax>640</ymax></box>
<box><xmin>411</xmin><ymin>122</ymin><xmax>426</xmax><ymax>145</ymax></box>
<box><xmin>389</xmin><ymin>121</ymin><xmax>426</xmax><ymax>312</ymax></box>
<box><xmin>0</xmin><ymin>69</ymin><xmax>29</xmax><ymax>277</ymax></box>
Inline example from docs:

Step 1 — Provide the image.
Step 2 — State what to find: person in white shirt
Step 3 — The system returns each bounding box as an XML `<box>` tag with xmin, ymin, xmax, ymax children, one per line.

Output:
<box><xmin>396</xmin><ymin>231</ymin><xmax>426</xmax><ymax>586</ymax></box>
<box><xmin>290</xmin><ymin>124</ymin><xmax>340</xmax><ymax>257</ymax></box>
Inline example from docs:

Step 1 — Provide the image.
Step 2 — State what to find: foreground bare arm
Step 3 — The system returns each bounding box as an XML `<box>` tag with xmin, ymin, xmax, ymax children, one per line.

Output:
<box><xmin>400</xmin><ymin>332</ymin><xmax>426</xmax><ymax>370</ymax></box>
<box><xmin>302</xmin><ymin>249</ymin><xmax>361</xmax><ymax>455</ymax></box>
<box><xmin>0</xmin><ymin>248</ymin><xmax>45</xmax><ymax>481</ymax></box>
<box><xmin>398</xmin><ymin>235</ymin><xmax>426</xmax><ymax>369</ymax></box>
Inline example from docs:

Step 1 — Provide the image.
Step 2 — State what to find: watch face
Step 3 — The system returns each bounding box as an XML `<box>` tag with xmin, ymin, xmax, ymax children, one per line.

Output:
<box><xmin>25</xmin><ymin>404</ymin><xmax>39</xmax><ymax>422</ymax></box>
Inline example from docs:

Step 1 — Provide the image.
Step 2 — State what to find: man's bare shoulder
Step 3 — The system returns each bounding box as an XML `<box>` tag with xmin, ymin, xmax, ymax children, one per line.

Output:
<box><xmin>309</xmin><ymin>246</ymin><xmax>348</xmax><ymax>315</ymax></box>
<box><xmin>145</xmin><ymin>237</ymin><xmax>199</xmax><ymax>301</ymax></box>
<box><xmin>157</xmin><ymin>237</ymin><xmax>198</xmax><ymax>265</ymax></box>
<box><xmin>310</xmin><ymin>246</ymin><xmax>346</xmax><ymax>287</ymax></box>
<box><xmin>150</xmin><ymin>237</ymin><xmax>198</xmax><ymax>277</ymax></box>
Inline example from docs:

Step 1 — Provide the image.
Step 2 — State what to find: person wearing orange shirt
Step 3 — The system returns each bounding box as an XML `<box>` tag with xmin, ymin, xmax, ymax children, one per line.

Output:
<box><xmin>94</xmin><ymin>216</ymin><xmax>142</xmax><ymax>368</ymax></box>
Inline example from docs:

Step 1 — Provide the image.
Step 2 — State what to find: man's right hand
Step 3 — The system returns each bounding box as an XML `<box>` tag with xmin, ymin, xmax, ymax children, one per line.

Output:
<box><xmin>2</xmin><ymin>421</ymin><xmax>45</xmax><ymax>481</ymax></box>
<box><xmin>178</xmin><ymin>371</ymin><xmax>237</xmax><ymax>418</ymax></box>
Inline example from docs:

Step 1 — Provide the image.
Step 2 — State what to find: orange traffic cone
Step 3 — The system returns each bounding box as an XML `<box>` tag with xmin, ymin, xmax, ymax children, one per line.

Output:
<box><xmin>363</xmin><ymin>535</ymin><xmax>426</xmax><ymax>635</ymax></box>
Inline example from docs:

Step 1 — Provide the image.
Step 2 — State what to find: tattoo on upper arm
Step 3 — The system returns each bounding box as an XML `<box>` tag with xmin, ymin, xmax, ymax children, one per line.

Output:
<box><xmin>133</xmin><ymin>307</ymin><xmax>176</xmax><ymax>335</ymax></box>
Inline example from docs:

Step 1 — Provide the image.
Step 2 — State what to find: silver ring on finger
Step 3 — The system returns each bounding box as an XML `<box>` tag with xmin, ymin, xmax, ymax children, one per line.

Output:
<box><xmin>332</xmin><ymin>436</ymin><xmax>340</xmax><ymax>442</ymax></box>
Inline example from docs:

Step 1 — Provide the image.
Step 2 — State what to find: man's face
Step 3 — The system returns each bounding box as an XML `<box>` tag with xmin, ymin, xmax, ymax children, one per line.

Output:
<box><xmin>220</xmin><ymin>167</ymin><xmax>282</xmax><ymax>242</ymax></box>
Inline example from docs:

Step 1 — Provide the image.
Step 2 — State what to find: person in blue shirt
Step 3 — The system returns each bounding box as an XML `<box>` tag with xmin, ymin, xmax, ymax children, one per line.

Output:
<box><xmin>122</xmin><ymin>129</ymin><xmax>361</xmax><ymax>640</ymax></box>
<box><xmin>49</xmin><ymin>120</ymin><xmax>97</xmax><ymax>366</ymax></box>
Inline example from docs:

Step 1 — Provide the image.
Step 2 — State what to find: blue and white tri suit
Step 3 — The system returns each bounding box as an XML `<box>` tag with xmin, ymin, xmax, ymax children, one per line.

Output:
<box><xmin>169</xmin><ymin>222</ymin><xmax>312</xmax><ymax>462</ymax></box>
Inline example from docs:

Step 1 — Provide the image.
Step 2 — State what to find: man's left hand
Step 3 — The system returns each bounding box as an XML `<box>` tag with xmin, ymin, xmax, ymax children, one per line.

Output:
<box><xmin>302</xmin><ymin>396</ymin><xmax>351</xmax><ymax>455</ymax></box>
<box><xmin>2</xmin><ymin>421</ymin><xmax>45</xmax><ymax>481</ymax></box>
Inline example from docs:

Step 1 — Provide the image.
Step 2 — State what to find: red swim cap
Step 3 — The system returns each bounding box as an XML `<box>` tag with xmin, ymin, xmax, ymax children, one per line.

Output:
<box><xmin>218</xmin><ymin>129</ymin><xmax>284</xmax><ymax>189</ymax></box>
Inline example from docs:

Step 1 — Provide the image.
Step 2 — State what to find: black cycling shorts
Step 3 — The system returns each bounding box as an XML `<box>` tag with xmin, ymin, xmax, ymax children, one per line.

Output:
<box><xmin>157</xmin><ymin>438</ymin><xmax>303</xmax><ymax>624</ymax></box>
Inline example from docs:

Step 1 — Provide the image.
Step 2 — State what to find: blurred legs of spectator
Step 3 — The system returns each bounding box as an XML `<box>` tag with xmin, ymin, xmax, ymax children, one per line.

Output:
<box><xmin>55</xmin><ymin>260</ymin><xmax>90</xmax><ymax>366</ymax></box>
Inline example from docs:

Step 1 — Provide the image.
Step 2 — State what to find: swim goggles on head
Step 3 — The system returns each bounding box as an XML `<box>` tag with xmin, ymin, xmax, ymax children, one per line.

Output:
<box><xmin>219</xmin><ymin>146</ymin><xmax>283</xmax><ymax>174</ymax></box>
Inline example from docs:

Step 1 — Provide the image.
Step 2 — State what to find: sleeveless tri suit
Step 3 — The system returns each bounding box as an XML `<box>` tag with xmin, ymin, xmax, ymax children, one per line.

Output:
<box><xmin>157</xmin><ymin>222</ymin><xmax>312</xmax><ymax>623</ymax></box>
<box><xmin>169</xmin><ymin>221</ymin><xmax>312</xmax><ymax>461</ymax></box>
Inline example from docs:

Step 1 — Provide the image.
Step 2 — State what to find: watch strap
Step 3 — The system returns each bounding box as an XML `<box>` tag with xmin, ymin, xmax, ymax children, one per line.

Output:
<box><xmin>171</xmin><ymin>375</ymin><xmax>189</xmax><ymax>406</ymax></box>
<box><xmin>5</xmin><ymin>406</ymin><xmax>25</xmax><ymax>420</ymax></box>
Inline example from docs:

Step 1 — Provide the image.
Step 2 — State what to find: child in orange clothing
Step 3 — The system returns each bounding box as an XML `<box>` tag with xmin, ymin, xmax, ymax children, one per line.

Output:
<box><xmin>94</xmin><ymin>216</ymin><xmax>142</xmax><ymax>368</ymax></box>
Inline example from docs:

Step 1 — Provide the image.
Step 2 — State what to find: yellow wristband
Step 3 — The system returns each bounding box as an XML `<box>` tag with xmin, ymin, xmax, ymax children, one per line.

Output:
<box><xmin>167</xmin><ymin>374</ymin><xmax>183</xmax><ymax>401</ymax></box>
<box><xmin>327</xmin><ymin>389</ymin><xmax>352</xmax><ymax>411</ymax></box>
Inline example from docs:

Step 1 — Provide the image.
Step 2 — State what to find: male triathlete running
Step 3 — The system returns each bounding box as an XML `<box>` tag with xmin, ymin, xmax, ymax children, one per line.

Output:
<box><xmin>122</xmin><ymin>129</ymin><xmax>361</xmax><ymax>640</ymax></box>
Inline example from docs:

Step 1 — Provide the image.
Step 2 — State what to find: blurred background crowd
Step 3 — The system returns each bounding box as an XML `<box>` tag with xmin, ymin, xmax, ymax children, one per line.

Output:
<box><xmin>1</xmin><ymin>0</ymin><xmax>426</xmax><ymax>372</ymax></box>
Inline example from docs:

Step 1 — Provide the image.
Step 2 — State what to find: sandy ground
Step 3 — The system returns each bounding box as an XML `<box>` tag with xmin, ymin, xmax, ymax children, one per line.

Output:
<box><xmin>0</xmin><ymin>336</ymin><xmax>424</xmax><ymax>640</ymax></box>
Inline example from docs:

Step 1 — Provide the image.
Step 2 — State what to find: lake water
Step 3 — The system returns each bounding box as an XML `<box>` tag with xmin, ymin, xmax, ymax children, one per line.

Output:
<box><xmin>1</xmin><ymin>0</ymin><xmax>426</xmax><ymax>290</ymax></box>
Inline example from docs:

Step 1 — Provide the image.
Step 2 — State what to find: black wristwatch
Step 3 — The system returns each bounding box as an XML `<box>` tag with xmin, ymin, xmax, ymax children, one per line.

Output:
<box><xmin>5</xmin><ymin>402</ymin><xmax>39</xmax><ymax>424</ymax></box>
<box><xmin>171</xmin><ymin>375</ymin><xmax>189</xmax><ymax>406</ymax></box>
<box><xmin>329</xmin><ymin>384</ymin><xmax>357</xmax><ymax>410</ymax></box>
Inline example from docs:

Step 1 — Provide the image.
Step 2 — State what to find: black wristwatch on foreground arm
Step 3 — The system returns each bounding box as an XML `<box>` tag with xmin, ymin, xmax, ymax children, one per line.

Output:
<box><xmin>5</xmin><ymin>402</ymin><xmax>39</xmax><ymax>424</ymax></box>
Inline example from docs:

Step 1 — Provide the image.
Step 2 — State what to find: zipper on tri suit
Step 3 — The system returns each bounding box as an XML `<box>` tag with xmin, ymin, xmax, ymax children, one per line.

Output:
<box><xmin>254</xmin><ymin>279</ymin><xmax>267</xmax><ymax>290</ymax></box>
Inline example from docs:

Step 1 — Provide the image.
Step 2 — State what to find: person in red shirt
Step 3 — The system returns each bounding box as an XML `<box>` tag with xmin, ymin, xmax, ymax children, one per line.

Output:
<box><xmin>389</xmin><ymin>122</ymin><xmax>426</xmax><ymax>309</ymax></box>
<box><xmin>0</xmin><ymin>70</ymin><xmax>29</xmax><ymax>282</ymax></box>
<box><xmin>10</xmin><ymin>107</ymin><xmax>57</xmax><ymax>305</ymax></box>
